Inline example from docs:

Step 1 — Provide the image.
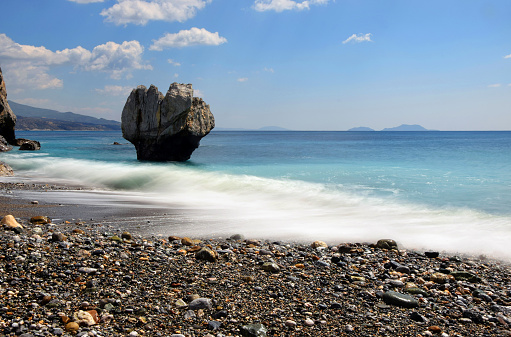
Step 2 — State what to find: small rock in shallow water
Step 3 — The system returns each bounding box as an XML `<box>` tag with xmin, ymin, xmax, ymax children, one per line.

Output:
<box><xmin>376</xmin><ymin>239</ymin><xmax>398</xmax><ymax>250</ymax></box>
<box><xmin>425</xmin><ymin>251</ymin><xmax>439</xmax><ymax>258</ymax></box>
<box><xmin>311</xmin><ymin>240</ymin><xmax>328</xmax><ymax>249</ymax></box>
<box><xmin>30</xmin><ymin>216</ymin><xmax>51</xmax><ymax>224</ymax></box>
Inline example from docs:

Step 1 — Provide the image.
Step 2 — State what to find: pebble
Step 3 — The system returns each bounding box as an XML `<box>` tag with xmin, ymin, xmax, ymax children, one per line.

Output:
<box><xmin>0</xmin><ymin>215</ymin><xmax>507</xmax><ymax>337</ymax></box>
<box><xmin>188</xmin><ymin>298</ymin><xmax>213</xmax><ymax>310</ymax></box>
<box><xmin>240</xmin><ymin>323</ymin><xmax>267</xmax><ymax>337</ymax></box>
<box><xmin>382</xmin><ymin>291</ymin><xmax>419</xmax><ymax>308</ymax></box>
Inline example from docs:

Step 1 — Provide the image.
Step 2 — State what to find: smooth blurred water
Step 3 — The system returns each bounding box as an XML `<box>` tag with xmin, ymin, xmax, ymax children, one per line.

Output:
<box><xmin>2</xmin><ymin>130</ymin><xmax>511</xmax><ymax>259</ymax></box>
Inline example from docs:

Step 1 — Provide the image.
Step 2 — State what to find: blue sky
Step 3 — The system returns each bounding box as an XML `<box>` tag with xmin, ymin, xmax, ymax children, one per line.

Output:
<box><xmin>0</xmin><ymin>0</ymin><xmax>510</xmax><ymax>130</ymax></box>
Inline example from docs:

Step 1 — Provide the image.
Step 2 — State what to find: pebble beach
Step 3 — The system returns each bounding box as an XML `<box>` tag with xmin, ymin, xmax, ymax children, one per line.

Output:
<box><xmin>1</xmin><ymin>183</ymin><xmax>511</xmax><ymax>337</ymax></box>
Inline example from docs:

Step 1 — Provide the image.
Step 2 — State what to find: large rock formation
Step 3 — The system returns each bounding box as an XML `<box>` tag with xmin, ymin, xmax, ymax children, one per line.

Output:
<box><xmin>0</xmin><ymin>67</ymin><xmax>16</xmax><ymax>144</ymax></box>
<box><xmin>121</xmin><ymin>83</ymin><xmax>215</xmax><ymax>161</ymax></box>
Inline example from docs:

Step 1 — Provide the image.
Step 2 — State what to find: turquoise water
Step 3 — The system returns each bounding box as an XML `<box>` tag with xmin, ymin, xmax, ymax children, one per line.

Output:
<box><xmin>2</xmin><ymin>131</ymin><xmax>511</xmax><ymax>259</ymax></box>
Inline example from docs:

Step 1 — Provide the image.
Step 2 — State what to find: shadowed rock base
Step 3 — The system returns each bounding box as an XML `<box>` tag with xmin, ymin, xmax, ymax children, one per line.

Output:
<box><xmin>134</xmin><ymin>133</ymin><xmax>202</xmax><ymax>162</ymax></box>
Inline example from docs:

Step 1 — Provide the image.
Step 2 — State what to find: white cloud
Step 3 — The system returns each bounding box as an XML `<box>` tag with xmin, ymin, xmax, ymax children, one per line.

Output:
<box><xmin>263</xmin><ymin>67</ymin><xmax>274</xmax><ymax>73</ymax></box>
<box><xmin>85</xmin><ymin>40</ymin><xmax>152</xmax><ymax>79</ymax></box>
<box><xmin>168</xmin><ymin>59</ymin><xmax>181</xmax><ymax>66</ymax></box>
<box><xmin>68</xmin><ymin>0</ymin><xmax>104</xmax><ymax>3</ymax></box>
<box><xmin>253</xmin><ymin>0</ymin><xmax>329</xmax><ymax>12</ymax></box>
<box><xmin>95</xmin><ymin>85</ymin><xmax>134</xmax><ymax>96</ymax></box>
<box><xmin>488</xmin><ymin>84</ymin><xmax>501</xmax><ymax>88</ymax></box>
<box><xmin>173</xmin><ymin>73</ymin><xmax>179</xmax><ymax>78</ymax></box>
<box><xmin>237</xmin><ymin>77</ymin><xmax>248</xmax><ymax>82</ymax></box>
<box><xmin>342</xmin><ymin>33</ymin><xmax>373</xmax><ymax>44</ymax></box>
<box><xmin>0</xmin><ymin>34</ymin><xmax>151</xmax><ymax>90</ymax></box>
<box><xmin>505</xmin><ymin>54</ymin><xmax>511</xmax><ymax>59</ymax></box>
<box><xmin>194</xmin><ymin>89</ymin><xmax>204</xmax><ymax>97</ymax></box>
<box><xmin>13</xmin><ymin>98</ymin><xmax>51</xmax><ymax>106</ymax></box>
<box><xmin>100</xmin><ymin>0</ymin><xmax>211</xmax><ymax>25</ymax></box>
<box><xmin>150</xmin><ymin>28</ymin><xmax>227</xmax><ymax>50</ymax></box>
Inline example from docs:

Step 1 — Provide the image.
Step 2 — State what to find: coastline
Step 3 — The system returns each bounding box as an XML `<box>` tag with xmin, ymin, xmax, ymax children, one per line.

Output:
<box><xmin>1</xmin><ymin>181</ymin><xmax>511</xmax><ymax>336</ymax></box>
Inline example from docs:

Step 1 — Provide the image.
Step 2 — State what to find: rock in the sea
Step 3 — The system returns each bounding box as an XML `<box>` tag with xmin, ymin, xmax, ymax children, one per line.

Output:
<box><xmin>0</xmin><ymin>161</ymin><xmax>14</xmax><ymax>176</ymax></box>
<box><xmin>0</xmin><ymin>67</ymin><xmax>16</xmax><ymax>144</ymax></box>
<box><xmin>0</xmin><ymin>135</ymin><xmax>12</xmax><ymax>152</ymax></box>
<box><xmin>121</xmin><ymin>83</ymin><xmax>215</xmax><ymax>161</ymax></box>
<box><xmin>16</xmin><ymin>138</ymin><xmax>41</xmax><ymax>151</ymax></box>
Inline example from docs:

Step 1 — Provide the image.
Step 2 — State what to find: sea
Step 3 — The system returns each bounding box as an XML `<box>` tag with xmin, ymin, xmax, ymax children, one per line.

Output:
<box><xmin>1</xmin><ymin>130</ymin><xmax>511</xmax><ymax>260</ymax></box>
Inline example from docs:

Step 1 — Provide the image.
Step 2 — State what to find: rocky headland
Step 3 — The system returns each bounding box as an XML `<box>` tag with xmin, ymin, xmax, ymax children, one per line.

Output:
<box><xmin>121</xmin><ymin>83</ymin><xmax>215</xmax><ymax>162</ymax></box>
<box><xmin>0</xmin><ymin>67</ymin><xmax>40</xmax><ymax>161</ymax></box>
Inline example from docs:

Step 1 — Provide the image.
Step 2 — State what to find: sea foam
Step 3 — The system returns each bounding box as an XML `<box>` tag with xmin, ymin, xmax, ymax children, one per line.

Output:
<box><xmin>2</xmin><ymin>154</ymin><xmax>511</xmax><ymax>261</ymax></box>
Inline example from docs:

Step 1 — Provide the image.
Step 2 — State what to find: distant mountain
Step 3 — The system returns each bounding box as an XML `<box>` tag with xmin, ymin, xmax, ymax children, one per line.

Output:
<box><xmin>381</xmin><ymin>124</ymin><xmax>429</xmax><ymax>131</ymax></box>
<box><xmin>9</xmin><ymin>101</ymin><xmax>121</xmax><ymax>130</ymax></box>
<box><xmin>348</xmin><ymin>127</ymin><xmax>375</xmax><ymax>131</ymax></box>
<box><xmin>258</xmin><ymin>126</ymin><xmax>290</xmax><ymax>131</ymax></box>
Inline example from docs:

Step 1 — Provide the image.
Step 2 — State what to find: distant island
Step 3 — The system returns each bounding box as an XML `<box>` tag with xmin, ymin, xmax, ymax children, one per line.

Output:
<box><xmin>349</xmin><ymin>124</ymin><xmax>431</xmax><ymax>132</ymax></box>
<box><xmin>348</xmin><ymin>127</ymin><xmax>376</xmax><ymax>131</ymax></box>
<box><xmin>9</xmin><ymin>101</ymin><xmax>121</xmax><ymax>131</ymax></box>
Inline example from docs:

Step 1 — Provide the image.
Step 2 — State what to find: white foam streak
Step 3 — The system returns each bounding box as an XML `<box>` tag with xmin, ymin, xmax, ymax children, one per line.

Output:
<box><xmin>3</xmin><ymin>155</ymin><xmax>511</xmax><ymax>260</ymax></box>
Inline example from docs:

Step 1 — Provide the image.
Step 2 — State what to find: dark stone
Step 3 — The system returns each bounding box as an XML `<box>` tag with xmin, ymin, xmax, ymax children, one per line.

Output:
<box><xmin>0</xmin><ymin>67</ymin><xmax>17</xmax><ymax>144</ymax></box>
<box><xmin>195</xmin><ymin>247</ymin><xmax>218</xmax><ymax>262</ymax></box>
<box><xmin>410</xmin><ymin>311</ymin><xmax>429</xmax><ymax>323</ymax></box>
<box><xmin>18</xmin><ymin>139</ymin><xmax>41</xmax><ymax>151</ymax></box>
<box><xmin>376</xmin><ymin>239</ymin><xmax>398</xmax><ymax>250</ymax></box>
<box><xmin>382</xmin><ymin>291</ymin><xmax>419</xmax><ymax>308</ymax></box>
<box><xmin>425</xmin><ymin>251</ymin><xmax>440</xmax><ymax>258</ymax></box>
<box><xmin>450</xmin><ymin>271</ymin><xmax>482</xmax><ymax>283</ymax></box>
<box><xmin>463</xmin><ymin>309</ymin><xmax>484</xmax><ymax>324</ymax></box>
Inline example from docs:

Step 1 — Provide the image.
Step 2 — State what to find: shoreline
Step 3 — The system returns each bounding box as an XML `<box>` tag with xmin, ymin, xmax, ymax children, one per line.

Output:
<box><xmin>1</xmin><ymin>182</ymin><xmax>511</xmax><ymax>336</ymax></box>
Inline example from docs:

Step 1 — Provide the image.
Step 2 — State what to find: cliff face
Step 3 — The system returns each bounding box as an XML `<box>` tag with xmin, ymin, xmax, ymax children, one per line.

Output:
<box><xmin>121</xmin><ymin>83</ymin><xmax>215</xmax><ymax>162</ymax></box>
<box><xmin>0</xmin><ymin>67</ymin><xmax>17</xmax><ymax>144</ymax></box>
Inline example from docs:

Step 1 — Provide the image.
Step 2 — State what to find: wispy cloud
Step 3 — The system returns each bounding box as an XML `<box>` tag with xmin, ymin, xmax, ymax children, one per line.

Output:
<box><xmin>237</xmin><ymin>77</ymin><xmax>249</xmax><ymax>82</ymax></box>
<box><xmin>253</xmin><ymin>0</ymin><xmax>329</xmax><ymax>12</ymax></box>
<box><xmin>13</xmin><ymin>98</ymin><xmax>51</xmax><ymax>106</ymax></box>
<box><xmin>0</xmin><ymin>33</ymin><xmax>151</xmax><ymax>90</ymax></box>
<box><xmin>342</xmin><ymin>33</ymin><xmax>373</xmax><ymax>44</ymax></box>
<box><xmin>505</xmin><ymin>54</ymin><xmax>511</xmax><ymax>59</ymax></box>
<box><xmin>95</xmin><ymin>85</ymin><xmax>134</xmax><ymax>96</ymax></box>
<box><xmin>263</xmin><ymin>67</ymin><xmax>274</xmax><ymax>73</ymax></box>
<box><xmin>150</xmin><ymin>28</ymin><xmax>227</xmax><ymax>51</ymax></box>
<box><xmin>168</xmin><ymin>59</ymin><xmax>181</xmax><ymax>66</ymax></box>
<box><xmin>488</xmin><ymin>84</ymin><xmax>501</xmax><ymax>88</ymax></box>
<box><xmin>100</xmin><ymin>0</ymin><xmax>211</xmax><ymax>26</ymax></box>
